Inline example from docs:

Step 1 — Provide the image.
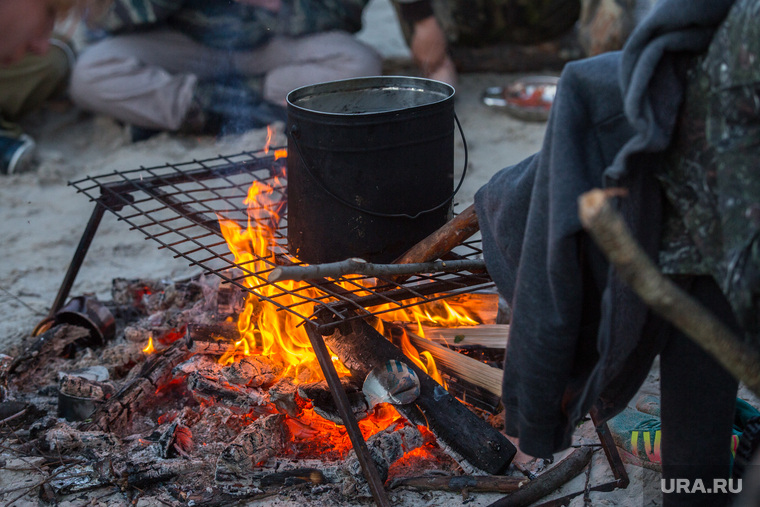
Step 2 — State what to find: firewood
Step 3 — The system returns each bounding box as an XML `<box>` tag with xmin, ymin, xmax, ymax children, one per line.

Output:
<box><xmin>390</xmin><ymin>474</ymin><xmax>525</xmax><ymax>493</ymax></box>
<box><xmin>393</xmin><ymin>327</ymin><xmax>503</xmax><ymax>398</ymax></box>
<box><xmin>394</xmin><ymin>204</ymin><xmax>480</xmax><ymax>266</ymax></box>
<box><xmin>419</xmin><ymin>324</ymin><xmax>509</xmax><ymax>349</ymax></box>
<box><xmin>487</xmin><ymin>446</ymin><xmax>594</xmax><ymax>507</ymax></box>
<box><xmin>321</xmin><ymin>315</ymin><xmax>516</xmax><ymax>474</ymax></box>
<box><xmin>578</xmin><ymin>188</ymin><xmax>760</xmax><ymax>396</ymax></box>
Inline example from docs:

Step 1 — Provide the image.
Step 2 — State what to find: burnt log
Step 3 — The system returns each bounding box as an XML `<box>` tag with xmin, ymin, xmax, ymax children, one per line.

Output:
<box><xmin>268</xmin><ymin>377</ymin><xmax>301</xmax><ymax>417</ymax></box>
<box><xmin>297</xmin><ymin>378</ymin><xmax>370</xmax><ymax>424</ymax></box>
<box><xmin>82</xmin><ymin>339</ymin><xmax>192</xmax><ymax>433</ymax></box>
<box><xmin>390</xmin><ymin>474</ymin><xmax>525</xmax><ymax>493</ymax></box>
<box><xmin>341</xmin><ymin>423</ymin><xmax>424</xmax><ymax>497</ymax></box>
<box><xmin>187</xmin><ymin>322</ymin><xmax>240</xmax><ymax>356</ymax></box>
<box><xmin>321</xmin><ymin>315</ymin><xmax>516</xmax><ymax>474</ymax></box>
<box><xmin>186</xmin><ymin>373</ymin><xmax>268</xmax><ymax>412</ymax></box>
<box><xmin>223</xmin><ymin>355</ymin><xmax>280</xmax><ymax>388</ymax></box>
<box><xmin>8</xmin><ymin>324</ymin><xmax>89</xmax><ymax>377</ymax></box>
<box><xmin>216</xmin><ymin>414</ymin><xmax>286</xmax><ymax>482</ymax></box>
<box><xmin>488</xmin><ymin>446</ymin><xmax>594</xmax><ymax>507</ymax></box>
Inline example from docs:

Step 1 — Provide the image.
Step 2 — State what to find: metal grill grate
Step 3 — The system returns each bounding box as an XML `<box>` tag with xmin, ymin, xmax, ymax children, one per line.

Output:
<box><xmin>68</xmin><ymin>149</ymin><xmax>494</xmax><ymax>330</ymax></box>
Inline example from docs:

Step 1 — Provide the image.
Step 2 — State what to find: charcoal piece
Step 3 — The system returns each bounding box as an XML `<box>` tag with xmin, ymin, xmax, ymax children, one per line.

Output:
<box><xmin>215</xmin><ymin>414</ymin><xmax>285</xmax><ymax>482</ymax></box>
<box><xmin>83</xmin><ymin>339</ymin><xmax>192</xmax><ymax>433</ymax></box>
<box><xmin>186</xmin><ymin>373</ymin><xmax>267</xmax><ymax>412</ymax></box>
<box><xmin>58</xmin><ymin>366</ymin><xmax>113</xmax><ymax>398</ymax></box>
<box><xmin>341</xmin><ymin>423</ymin><xmax>424</xmax><ymax>497</ymax></box>
<box><xmin>297</xmin><ymin>378</ymin><xmax>370</xmax><ymax>424</ymax></box>
<box><xmin>173</xmin><ymin>354</ymin><xmax>225</xmax><ymax>378</ymax></box>
<box><xmin>49</xmin><ymin>462</ymin><xmax>111</xmax><ymax>495</ymax></box>
<box><xmin>259</xmin><ymin>468</ymin><xmax>325</xmax><ymax>487</ymax></box>
<box><xmin>222</xmin><ymin>355</ymin><xmax>278</xmax><ymax>387</ymax></box>
<box><xmin>124</xmin><ymin>325</ymin><xmax>152</xmax><ymax>344</ymax></box>
<box><xmin>9</xmin><ymin>324</ymin><xmax>89</xmax><ymax>377</ymax></box>
<box><xmin>44</xmin><ymin>424</ymin><xmax>121</xmax><ymax>453</ymax></box>
<box><xmin>157</xmin><ymin>420</ymin><xmax>194</xmax><ymax>458</ymax></box>
<box><xmin>0</xmin><ymin>401</ymin><xmax>45</xmax><ymax>433</ymax></box>
<box><xmin>268</xmin><ymin>377</ymin><xmax>301</xmax><ymax>417</ymax></box>
<box><xmin>187</xmin><ymin>322</ymin><xmax>241</xmax><ymax>356</ymax></box>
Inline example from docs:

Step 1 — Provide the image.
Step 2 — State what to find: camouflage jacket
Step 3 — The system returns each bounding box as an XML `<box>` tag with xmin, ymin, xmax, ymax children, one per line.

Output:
<box><xmin>657</xmin><ymin>0</ymin><xmax>760</xmax><ymax>336</ymax></box>
<box><xmin>96</xmin><ymin>0</ymin><xmax>370</xmax><ymax>50</ymax></box>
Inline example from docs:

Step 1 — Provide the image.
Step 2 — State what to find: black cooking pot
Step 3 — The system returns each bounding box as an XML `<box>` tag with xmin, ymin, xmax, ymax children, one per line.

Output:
<box><xmin>286</xmin><ymin>76</ymin><xmax>459</xmax><ymax>264</ymax></box>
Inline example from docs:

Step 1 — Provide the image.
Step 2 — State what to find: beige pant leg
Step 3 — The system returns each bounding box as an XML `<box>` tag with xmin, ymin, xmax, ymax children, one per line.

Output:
<box><xmin>231</xmin><ymin>31</ymin><xmax>382</xmax><ymax>105</ymax></box>
<box><xmin>70</xmin><ymin>29</ymin><xmax>381</xmax><ymax>130</ymax></box>
<box><xmin>70</xmin><ymin>30</ymin><xmax>231</xmax><ymax>130</ymax></box>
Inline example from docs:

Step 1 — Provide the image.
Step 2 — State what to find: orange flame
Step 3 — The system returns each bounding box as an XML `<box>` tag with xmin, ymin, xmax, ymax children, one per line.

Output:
<box><xmin>219</xmin><ymin>170</ymin><xmax>480</xmax><ymax>386</ymax></box>
<box><xmin>142</xmin><ymin>335</ymin><xmax>156</xmax><ymax>354</ymax></box>
<box><xmin>218</xmin><ymin>178</ymin><xmax>349</xmax><ymax>383</ymax></box>
<box><xmin>264</xmin><ymin>126</ymin><xmax>288</xmax><ymax>161</ymax></box>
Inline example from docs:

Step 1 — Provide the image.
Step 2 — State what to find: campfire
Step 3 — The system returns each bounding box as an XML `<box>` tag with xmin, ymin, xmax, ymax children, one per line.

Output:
<box><xmin>0</xmin><ymin>144</ymin><xmax>624</xmax><ymax>506</ymax></box>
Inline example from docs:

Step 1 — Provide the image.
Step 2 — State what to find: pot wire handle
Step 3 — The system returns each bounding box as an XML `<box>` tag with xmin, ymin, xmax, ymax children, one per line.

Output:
<box><xmin>288</xmin><ymin>113</ymin><xmax>468</xmax><ymax>220</ymax></box>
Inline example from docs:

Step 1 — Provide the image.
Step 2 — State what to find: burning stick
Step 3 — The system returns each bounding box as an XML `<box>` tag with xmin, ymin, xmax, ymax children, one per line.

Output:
<box><xmin>394</xmin><ymin>203</ymin><xmax>480</xmax><ymax>265</ymax></box>
<box><xmin>267</xmin><ymin>258</ymin><xmax>486</xmax><ymax>283</ymax></box>
<box><xmin>578</xmin><ymin>189</ymin><xmax>760</xmax><ymax>396</ymax></box>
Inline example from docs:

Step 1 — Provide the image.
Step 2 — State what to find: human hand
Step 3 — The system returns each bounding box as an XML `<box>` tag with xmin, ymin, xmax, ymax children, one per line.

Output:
<box><xmin>233</xmin><ymin>0</ymin><xmax>281</xmax><ymax>12</ymax></box>
<box><xmin>410</xmin><ymin>16</ymin><xmax>457</xmax><ymax>88</ymax></box>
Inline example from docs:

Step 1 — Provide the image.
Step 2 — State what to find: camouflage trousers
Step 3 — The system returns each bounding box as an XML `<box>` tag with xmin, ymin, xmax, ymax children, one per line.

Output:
<box><xmin>659</xmin><ymin>0</ymin><xmax>760</xmax><ymax>341</ymax></box>
<box><xmin>391</xmin><ymin>0</ymin><xmax>655</xmax><ymax>55</ymax></box>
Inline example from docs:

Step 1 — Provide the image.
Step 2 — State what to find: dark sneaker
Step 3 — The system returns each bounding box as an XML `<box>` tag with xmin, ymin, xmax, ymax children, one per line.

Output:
<box><xmin>0</xmin><ymin>132</ymin><xmax>35</xmax><ymax>175</ymax></box>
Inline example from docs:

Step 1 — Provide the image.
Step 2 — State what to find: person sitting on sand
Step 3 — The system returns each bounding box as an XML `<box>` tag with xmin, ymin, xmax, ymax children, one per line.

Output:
<box><xmin>69</xmin><ymin>0</ymin><xmax>383</xmax><ymax>139</ymax></box>
<box><xmin>391</xmin><ymin>0</ymin><xmax>656</xmax><ymax>89</ymax></box>
<box><xmin>0</xmin><ymin>0</ymin><xmax>89</xmax><ymax>175</ymax></box>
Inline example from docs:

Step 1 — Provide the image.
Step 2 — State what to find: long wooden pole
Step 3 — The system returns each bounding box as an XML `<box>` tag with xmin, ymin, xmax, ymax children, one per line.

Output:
<box><xmin>578</xmin><ymin>189</ymin><xmax>760</xmax><ymax>397</ymax></box>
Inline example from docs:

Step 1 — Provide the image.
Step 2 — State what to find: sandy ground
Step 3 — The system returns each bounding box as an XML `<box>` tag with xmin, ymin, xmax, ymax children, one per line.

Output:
<box><xmin>0</xmin><ymin>1</ymin><xmax>753</xmax><ymax>506</ymax></box>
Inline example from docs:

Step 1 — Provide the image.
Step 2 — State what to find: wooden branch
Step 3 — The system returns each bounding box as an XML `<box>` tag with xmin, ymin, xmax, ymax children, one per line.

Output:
<box><xmin>394</xmin><ymin>204</ymin><xmax>480</xmax><ymax>265</ymax></box>
<box><xmin>578</xmin><ymin>189</ymin><xmax>760</xmax><ymax>397</ymax></box>
<box><xmin>488</xmin><ymin>446</ymin><xmax>594</xmax><ymax>507</ymax></box>
<box><xmin>268</xmin><ymin>258</ymin><xmax>485</xmax><ymax>283</ymax></box>
<box><xmin>390</xmin><ymin>474</ymin><xmax>525</xmax><ymax>493</ymax></box>
<box><xmin>396</xmin><ymin>327</ymin><xmax>503</xmax><ymax>398</ymax></box>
